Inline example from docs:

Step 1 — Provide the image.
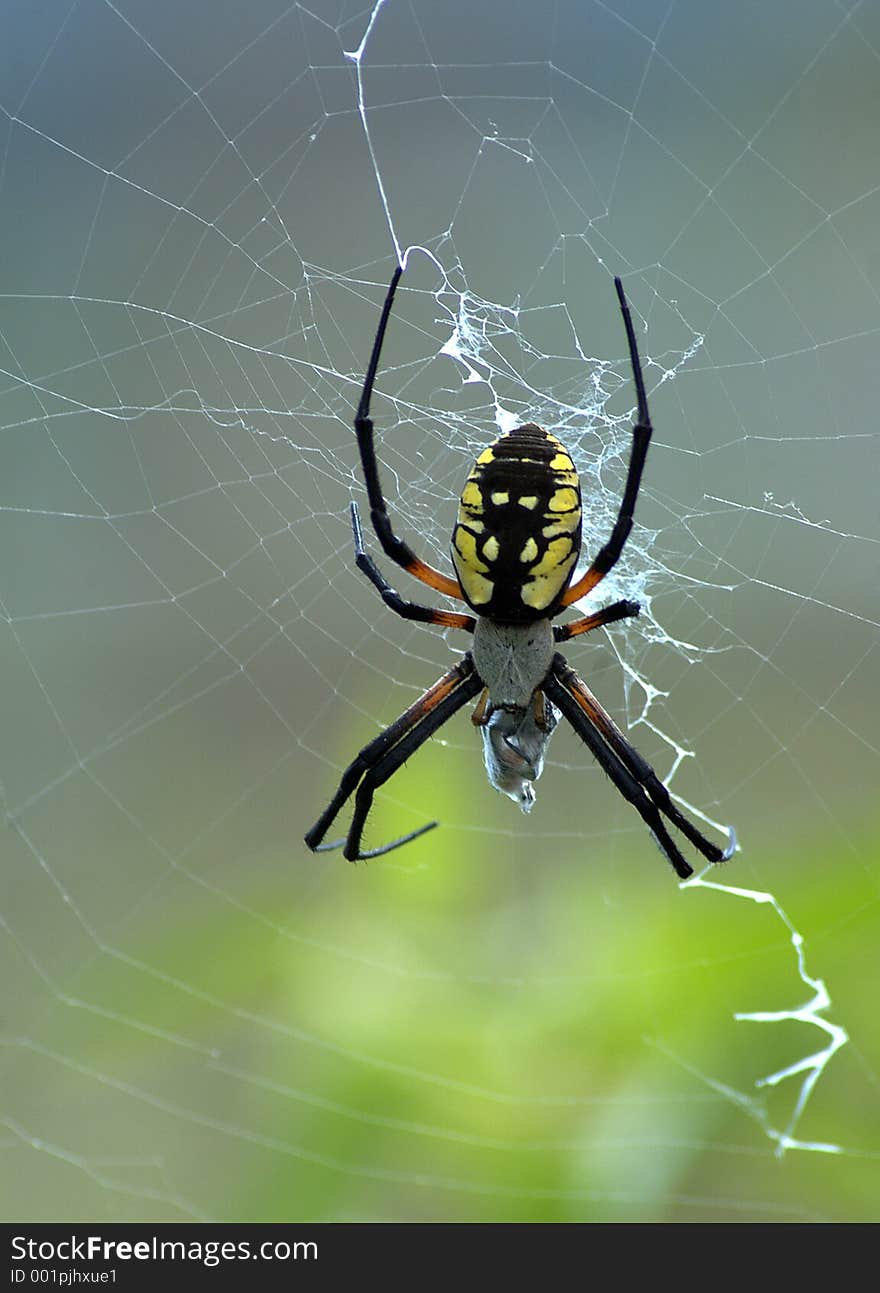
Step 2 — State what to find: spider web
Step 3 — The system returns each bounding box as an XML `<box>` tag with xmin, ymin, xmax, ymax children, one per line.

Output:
<box><xmin>2</xmin><ymin>0</ymin><xmax>878</xmax><ymax>1222</ymax></box>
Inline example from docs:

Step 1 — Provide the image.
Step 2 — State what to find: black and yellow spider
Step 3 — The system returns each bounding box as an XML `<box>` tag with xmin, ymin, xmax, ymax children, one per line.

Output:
<box><xmin>305</xmin><ymin>266</ymin><xmax>735</xmax><ymax>878</ymax></box>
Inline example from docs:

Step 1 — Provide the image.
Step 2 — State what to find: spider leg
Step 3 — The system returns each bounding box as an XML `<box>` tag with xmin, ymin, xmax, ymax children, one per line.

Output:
<box><xmin>354</xmin><ymin>265</ymin><xmax>465</xmax><ymax>601</ymax></box>
<box><xmin>554</xmin><ymin>598</ymin><xmax>640</xmax><ymax>643</ymax></box>
<box><xmin>305</xmin><ymin>654</ymin><xmax>482</xmax><ymax>861</ymax></box>
<box><xmin>562</xmin><ymin>277</ymin><xmax>652</xmax><ymax>608</ymax></box>
<box><xmin>542</xmin><ymin>654</ymin><xmax>735</xmax><ymax>878</ymax></box>
<box><xmin>351</xmin><ymin>502</ymin><xmax>475</xmax><ymax>632</ymax></box>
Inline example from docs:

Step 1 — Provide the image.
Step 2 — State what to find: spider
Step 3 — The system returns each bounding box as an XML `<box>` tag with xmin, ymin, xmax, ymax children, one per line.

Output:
<box><xmin>305</xmin><ymin>265</ymin><xmax>736</xmax><ymax>878</ymax></box>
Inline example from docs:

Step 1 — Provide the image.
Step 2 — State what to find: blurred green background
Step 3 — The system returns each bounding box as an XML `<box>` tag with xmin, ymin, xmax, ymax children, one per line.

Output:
<box><xmin>1</xmin><ymin>0</ymin><xmax>878</xmax><ymax>1221</ymax></box>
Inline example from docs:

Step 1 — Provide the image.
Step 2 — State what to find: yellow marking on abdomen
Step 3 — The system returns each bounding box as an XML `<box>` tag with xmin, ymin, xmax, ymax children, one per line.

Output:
<box><xmin>549</xmin><ymin>452</ymin><xmax>575</xmax><ymax>472</ymax></box>
<box><xmin>457</xmin><ymin>566</ymin><xmax>494</xmax><ymax>604</ymax></box>
<box><xmin>454</xmin><ymin>527</ymin><xmax>488</xmax><ymax>572</ymax></box>
<box><xmin>548</xmin><ymin>486</ymin><xmax>578</xmax><ymax>513</ymax></box>
<box><xmin>521</xmin><ymin>541</ymin><xmax>579</xmax><ymax>610</ymax></box>
<box><xmin>451</xmin><ymin>527</ymin><xmax>493</xmax><ymax>605</ymax></box>
<box><xmin>529</xmin><ymin>535</ymin><xmax>573</xmax><ymax>577</ymax></box>
<box><xmin>542</xmin><ymin>519</ymin><xmax>577</xmax><ymax>538</ymax></box>
<box><xmin>461</xmin><ymin>480</ymin><xmax>483</xmax><ymax>512</ymax></box>
<box><xmin>552</xmin><ymin>470</ymin><xmax>579</xmax><ymax>487</ymax></box>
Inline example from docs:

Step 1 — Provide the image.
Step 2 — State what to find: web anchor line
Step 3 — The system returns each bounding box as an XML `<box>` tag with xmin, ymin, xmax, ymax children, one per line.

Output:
<box><xmin>680</xmin><ymin>874</ymin><xmax>849</xmax><ymax>1157</ymax></box>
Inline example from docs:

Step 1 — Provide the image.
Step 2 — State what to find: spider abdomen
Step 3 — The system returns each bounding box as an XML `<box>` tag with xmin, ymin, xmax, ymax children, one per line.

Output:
<box><xmin>451</xmin><ymin>423</ymin><xmax>582</xmax><ymax>621</ymax></box>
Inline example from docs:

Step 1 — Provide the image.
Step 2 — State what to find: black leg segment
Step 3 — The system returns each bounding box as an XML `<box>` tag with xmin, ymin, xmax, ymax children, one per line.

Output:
<box><xmin>351</xmin><ymin>502</ymin><xmax>475</xmax><ymax>632</ymax></box>
<box><xmin>543</xmin><ymin>654</ymin><xmax>736</xmax><ymax>878</ymax></box>
<box><xmin>353</xmin><ymin>267</ymin><xmax>463</xmax><ymax>600</ymax></box>
<box><xmin>562</xmin><ymin>276</ymin><xmax>653</xmax><ymax>606</ymax></box>
<box><xmin>305</xmin><ymin>654</ymin><xmax>483</xmax><ymax>861</ymax></box>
